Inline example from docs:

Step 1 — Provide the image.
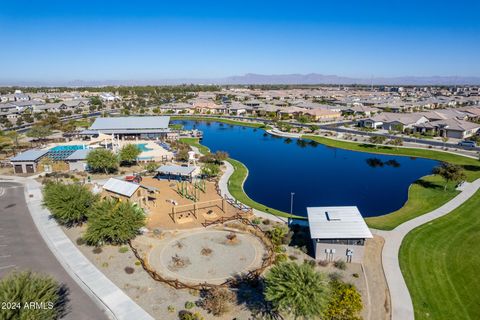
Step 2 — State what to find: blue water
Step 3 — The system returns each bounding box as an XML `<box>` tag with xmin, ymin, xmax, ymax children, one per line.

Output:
<box><xmin>50</xmin><ymin>145</ymin><xmax>86</xmax><ymax>151</ymax></box>
<box><xmin>175</xmin><ymin>120</ymin><xmax>439</xmax><ymax>217</ymax></box>
<box><xmin>136</xmin><ymin>143</ymin><xmax>153</xmax><ymax>152</ymax></box>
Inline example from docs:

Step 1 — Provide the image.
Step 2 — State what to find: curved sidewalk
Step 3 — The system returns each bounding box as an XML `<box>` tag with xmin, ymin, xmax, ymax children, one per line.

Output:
<box><xmin>373</xmin><ymin>178</ymin><xmax>480</xmax><ymax>320</ymax></box>
<box><xmin>2</xmin><ymin>176</ymin><xmax>154</xmax><ymax>320</ymax></box>
<box><xmin>218</xmin><ymin>161</ymin><xmax>287</xmax><ymax>224</ymax></box>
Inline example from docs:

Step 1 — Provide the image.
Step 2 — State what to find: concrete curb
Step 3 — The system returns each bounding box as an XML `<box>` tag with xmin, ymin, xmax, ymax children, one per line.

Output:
<box><xmin>16</xmin><ymin>177</ymin><xmax>154</xmax><ymax>320</ymax></box>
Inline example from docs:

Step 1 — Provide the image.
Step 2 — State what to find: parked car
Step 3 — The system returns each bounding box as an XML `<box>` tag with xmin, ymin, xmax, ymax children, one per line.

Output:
<box><xmin>458</xmin><ymin>140</ymin><xmax>477</xmax><ymax>148</ymax></box>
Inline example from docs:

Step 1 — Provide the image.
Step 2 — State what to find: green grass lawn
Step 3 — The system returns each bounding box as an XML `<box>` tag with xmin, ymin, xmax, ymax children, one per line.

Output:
<box><xmin>171</xmin><ymin>115</ymin><xmax>267</xmax><ymax>128</ymax></box>
<box><xmin>399</xmin><ymin>189</ymin><xmax>480</xmax><ymax>320</ymax></box>
<box><xmin>73</xmin><ymin>119</ymin><xmax>92</xmax><ymax>128</ymax></box>
<box><xmin>179</xmin><ymin>137</ymin><xmax>210</xmax><ymax>155</ymax></box>
<box><xmin>365</xmin><ymin>175</ymin><xmax>459</xmax><ymax>230</ymax></box>
<box><xmin>226</xmin><ymin>158</ymin><xmax>303</xmax><ymax>219</ymax></box>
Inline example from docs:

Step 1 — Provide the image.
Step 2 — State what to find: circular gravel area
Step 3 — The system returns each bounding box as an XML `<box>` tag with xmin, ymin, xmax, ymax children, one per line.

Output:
<box><xmin>148</xmin><ymin>229</ymin><xmax>265</xmax><ymax>284</ymax></box>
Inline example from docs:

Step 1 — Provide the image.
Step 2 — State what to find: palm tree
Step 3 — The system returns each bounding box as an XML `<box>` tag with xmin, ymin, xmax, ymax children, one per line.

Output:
<box><xmin>264</xmin><ymin>262</ymin><xmax>330</xmax><ymax>319</ymax></box>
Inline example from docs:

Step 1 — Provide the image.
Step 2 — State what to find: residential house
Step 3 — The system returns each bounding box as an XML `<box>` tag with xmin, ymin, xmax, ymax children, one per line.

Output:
<box><xmin>191</xmin><ymin>99</ymin><xmax>226</xmax><ymax>114</ymax></box>
<box><xmin>414</xmin><ymin>118</ymin><xmax>480</xmax><ymax>139</ymax></box>
<box><xmin>358</xmin><ymin>113</ymin><xmax>429</xmax><ymax>131</ymax></box>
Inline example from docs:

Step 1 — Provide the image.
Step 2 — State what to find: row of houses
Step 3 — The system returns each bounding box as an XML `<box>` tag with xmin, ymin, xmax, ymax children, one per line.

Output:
<box><xmin>157</xmin><ymin>99</ymin><xmax>381</xmax><ymax>121</ymax></box>
<box><xmin>358</xmin><ymin>108</ymin><xmax>480</xmax><ymax>139</ymax></box>
<box><xmin>0</xmin><ymin>99</ymin><xmax>91</xmax><ymax>125</ymax></box>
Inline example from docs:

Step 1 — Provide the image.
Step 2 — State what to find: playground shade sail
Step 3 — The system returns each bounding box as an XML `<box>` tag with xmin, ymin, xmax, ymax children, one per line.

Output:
<box><xmin>156</xmin><ymin>165</ymin><xmax>196</xmax><ymax>177</ymax></box>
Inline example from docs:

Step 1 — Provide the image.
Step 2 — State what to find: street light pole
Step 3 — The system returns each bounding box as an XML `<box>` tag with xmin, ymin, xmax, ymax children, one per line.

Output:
<box><xmin>290</xmin><ymin>192</ymin><xmax>295</xmax><ymax>215</ymax></box>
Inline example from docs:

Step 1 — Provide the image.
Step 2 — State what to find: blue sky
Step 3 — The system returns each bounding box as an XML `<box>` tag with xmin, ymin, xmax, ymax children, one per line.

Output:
<box><xmin>1</xmin><ymin>0</ymin><xmax>479</xmax><ymax>81</ymax></box>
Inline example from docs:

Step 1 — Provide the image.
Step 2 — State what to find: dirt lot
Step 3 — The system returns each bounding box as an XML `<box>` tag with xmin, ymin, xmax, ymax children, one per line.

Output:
<box><xmin>363</xmin><ymin>235</ymin><xmax>391</xmax><ymax>320</ymax></box>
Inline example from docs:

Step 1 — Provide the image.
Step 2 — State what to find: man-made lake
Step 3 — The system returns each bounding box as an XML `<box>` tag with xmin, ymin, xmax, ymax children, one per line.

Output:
<box><xmin>175</xmin><ymin>120</ymin><xmax>438</xmax><ymax>218</ymax></box>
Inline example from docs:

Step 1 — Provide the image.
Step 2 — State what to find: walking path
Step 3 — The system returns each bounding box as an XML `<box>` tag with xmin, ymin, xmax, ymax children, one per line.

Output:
<box><xmin>0</xmin><ymin>175</ymin><xmax>154</xmax><ymax>320</ymax></box>
<box><xmin>372</xmin><ymin>178</ymin><xmax>480</xmax><ymax>320</ymax></box>
<box><xmin>218</xmin><ymin>161</ymin><xmax>287</xmax><ymax>223</ymax></box>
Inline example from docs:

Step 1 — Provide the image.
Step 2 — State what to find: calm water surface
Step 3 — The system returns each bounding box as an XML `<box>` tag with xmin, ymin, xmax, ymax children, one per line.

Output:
<box><xmin>175</xmin><ymin>120</ymin><xmax>438</xmax><ymax>217</ymax></box>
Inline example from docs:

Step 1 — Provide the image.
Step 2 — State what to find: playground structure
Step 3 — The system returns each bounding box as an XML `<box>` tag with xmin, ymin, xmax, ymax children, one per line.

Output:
<box><xmin>169</xmin><ymin>198</ymin><xmax>227</xmax><ymax>223</ymax></box>
<box><xmin>176</xmin><ymin>178</ymin><xmax>206</xmax><ymax>201</ymax></box>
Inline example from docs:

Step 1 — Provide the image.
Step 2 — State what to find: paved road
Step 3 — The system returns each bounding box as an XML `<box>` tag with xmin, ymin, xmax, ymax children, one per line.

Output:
<box><xmin>0</xmin><ymin>181</ymin><xmax>108</xmax><ymax>320</ymax></box>
<box><xmin>373</xmin><ymin>178</ymin><xmax>480</xmax><ymax>320</ymax></box>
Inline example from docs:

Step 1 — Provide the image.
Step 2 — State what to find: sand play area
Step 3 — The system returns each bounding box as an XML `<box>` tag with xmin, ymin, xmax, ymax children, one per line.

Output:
<box><xmin>148</xmin><ymin>229</ymin><xmax>266</xmax><ymax>285</ymax></box>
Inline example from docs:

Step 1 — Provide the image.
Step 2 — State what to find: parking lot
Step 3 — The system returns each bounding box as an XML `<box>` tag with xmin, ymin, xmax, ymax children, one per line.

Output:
<box><xmin>0</xmin><ymin>181</ymin><xmax>107</xmax><ymax>320</ymax></box>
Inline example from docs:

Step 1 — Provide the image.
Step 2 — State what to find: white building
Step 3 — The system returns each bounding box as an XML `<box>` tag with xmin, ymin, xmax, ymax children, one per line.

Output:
<box><xmin>307</xmin><ymin>206</ymin><xmax>373</xmax><ymax>263</ymax></box>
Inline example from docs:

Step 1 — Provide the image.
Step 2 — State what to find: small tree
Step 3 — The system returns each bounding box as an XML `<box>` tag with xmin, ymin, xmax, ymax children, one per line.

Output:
<box><xmin>264</xmin><ymin>262</ymin><xmax>330</xmax><ymax>319</ymax></box>
<box><xmin>144</xmin><ymin>162</ymin><xmax>159</xmax><ymax>174</ymax></box>
<box><xmin>43</xmin><ymin>182</ymin><xmax>98</xmax><ymax>226</ymax></box>
<box><xmin>84</xmin><ymin>199</ymin><xmax>146</xmax><ymax>246</ymax></box>
<box><xmin>324</xmin><ymin>280</ymin><xmax>363</xmax><ymax>320</ymax></box>
<box><xmin>388</xmin><ymin>137</ymin><xmax>403</xmax><ymax>149</ymax></box>
<box><xmin>27</xmin><ymin>125</ymin><xmax>52</xmax><ymax>144</ymax></box>
<box><xmin>86</xmin><ymin>148</ymin><xmax>118</xmax><ymax>174</ymax></box>
<box><xmin>0</xmin><ymin>271</ymin><xmax>68</xmax><ymax>320</ymax></box>
<box><xmin>266</xmin><ymin>225</ymin><xmax>290</xmax><ymax>246</ymax></box>
<box><xmin>368</xmin><ymin>136</ymin><xmax>387</xmax><ymax>147</ymax></box>
<box><xmin>433</xmin><ymin>162</ymin><xmax>466</xmax><ymax>190</ymax></box>
<box><xmin>119</xmin><ymin>144</ymin><xmax>141</xmax><ymax>166</ymax></box>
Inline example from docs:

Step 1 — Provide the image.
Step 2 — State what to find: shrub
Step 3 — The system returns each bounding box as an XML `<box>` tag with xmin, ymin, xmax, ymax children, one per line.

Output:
<box><xmin>305</xmin><ymin>259</ymin><xmax>316</xmax><ymax>268</ymax></box>
<box><xmin>92</xmin><ymin>247</ymin><xmax>102</xmax><ymax>254</ymax></box>
<box><xmin>274</xmin><ymin>253</ymin><xmax>288</xmax><ymax>264</ymax></box>
<box><xmin>118</xmin><ymin>246</ymin><xmax>129</xmax><ymax>253</ymax></box>
<box><xmin>288</xmin><ymin>255</ymin><xmax>298</xmax><ymax>260</ymax></box>
<box><xmin>84</xmin><ymin>199</ymin><xmax>146</xmax><ymax>246</ymax></box>
<box><xmin>124</xmin><ymin>267</ymin><xmax>135</xmax><ymax>274</ymax></box>
<box><xmin>266</xmin><ymin>225</ymin><xmax>290</xmax><ymax>246</ymax></box>
<box><xmin>318</xmin><ymin>259</ymin><xmax>329</xmax><ymax>267</ymax></box>
<box><xmin>328</xmin><ymin>272</ymin><xmax>343</xmax><ymax>282</ymax></box>
<box><xmin>184</xmin><ymin>301</ymin><xmax>195</xmax><ymax>309</ymax></box>
<box><xmin>178</xmin><ymin>310</ymin><xmax>204</xmax><ymax>320</ymax></box>
<box><xmin>168</xmin><ymin>305</ymin><xmax>175</xmax><ymax>313</ymax></box>
<box><xmin>135</xmin><ymin>260</ymin><xmax>142</xmax><ymax>266</ymax></box>
<box><xmin>262</xmin><ymin>219</ymin><xmax>271</xmax><ymax>225</ymax></box>
<box><xmin>0</xmin><ymin>271</ymin><xmax>68</xmax><ymax>320</ymax></box>
<box><xmin>352</xmin><ymin>273</ymin><xmax>359</xmax><ymax>278</ymax></box>
<box><xmin>199</xmin><ymin>287</ymin><xmax>235</xmax><ymax>316</ymax></box>
<box><xmin>251</xmin><ymin>217</ymin><xmax>261</xmax><ymax>225</ymax></box>
<box><xmin>334</xmin><ymin>260</ymin><xmax>347</xmax><ymax>270</ymax></box>
<box><xmin>76</xmin><ymin>237</ymin><xmax>85</xmax><ymax>246</ymax></box>
<box><xmin>43</xmin><ymin>182</ymin><xmax>98</xmax><ymax>226</ymax></box>
<box><xmin>324</xmin><ymin>280</ymin><xmax>363</xmax><ymax>320</ymax></box>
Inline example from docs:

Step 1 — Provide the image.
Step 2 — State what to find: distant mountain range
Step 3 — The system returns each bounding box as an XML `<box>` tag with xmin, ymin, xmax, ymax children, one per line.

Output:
<box><xmin>1</xmin><ymin>73</ymin><xmax>480</xmax><ymax>87</ymax></box>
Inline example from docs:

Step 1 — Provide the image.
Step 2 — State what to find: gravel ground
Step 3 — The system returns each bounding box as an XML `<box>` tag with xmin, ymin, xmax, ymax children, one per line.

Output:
<box><xmin>62</xmin><ymin>226</ymin><xmax>254</xmax><ymax>320</ymax></box>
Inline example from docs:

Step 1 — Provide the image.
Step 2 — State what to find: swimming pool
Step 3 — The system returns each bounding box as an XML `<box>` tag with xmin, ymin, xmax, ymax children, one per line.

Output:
<box><xmin>136</xmin><ymin>143</ymin><xmax>153</xmax><ymax>152</ymax></box>
<box><xmin>50</xmin><ymin>145</ymin><xmax>86</xmax><ymax>151</ymax></box>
